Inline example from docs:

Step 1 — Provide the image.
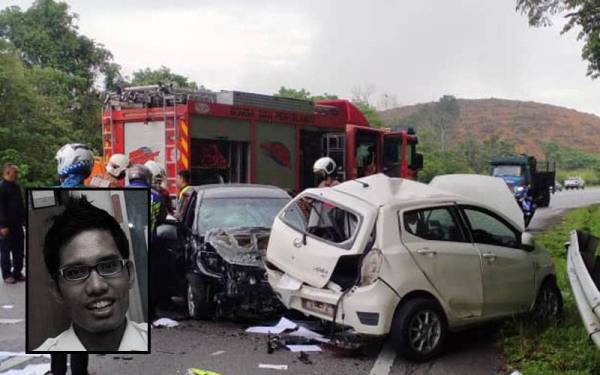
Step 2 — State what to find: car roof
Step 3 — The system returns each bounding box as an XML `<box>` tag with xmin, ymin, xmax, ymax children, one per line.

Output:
<box><xmin>308</xmin><ymin>173</ymin><xmax>523</xmax><ymax>231</ymax></box>
<box><xmin>192</xmin><ymin>184</ymin><xmax>291</xmax><ymax>199</ymax></box>
<box><xmin>325</xmin><ymin>174</ymin><xmax>460</xmax><ymax>207</ymax></box>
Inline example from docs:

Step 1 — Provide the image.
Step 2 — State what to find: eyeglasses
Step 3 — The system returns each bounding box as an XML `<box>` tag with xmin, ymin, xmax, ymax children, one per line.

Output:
<box><xmin>58</xmin><ymin>259</ymin><xmax>128</xmax><ymax>282</ymax></box>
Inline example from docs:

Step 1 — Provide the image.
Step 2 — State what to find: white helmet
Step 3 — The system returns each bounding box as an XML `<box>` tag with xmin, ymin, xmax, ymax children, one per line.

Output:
<box><xmin>55</xmin><ymin>143</ymin><xmax>94</xmax><ymax>177</ymax></box>
<box><xmin>313</xmin><ymin>156</ymin><xmax>336</xmax><ymax>176</ymax></box>
<box><xmin>144</xmin><ymin>160</ymin><xmax>166</xmax><ymax>184</ymax></box>
<box><xmin>106</xmin><ymin>153</ymin><xmax>129</xmax><ymax>178</ymax></box>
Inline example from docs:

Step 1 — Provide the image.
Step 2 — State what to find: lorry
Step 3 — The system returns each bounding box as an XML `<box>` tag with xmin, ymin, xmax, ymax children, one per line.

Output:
<box><xmin>490</xmin><ymin>154</ymin><xmax>555</xmax><ymax>207</ymax></box>
<box><xmin>101</xmin><ymin>85</ymin><xmax>422</xmax><ymax>194</ymax></box>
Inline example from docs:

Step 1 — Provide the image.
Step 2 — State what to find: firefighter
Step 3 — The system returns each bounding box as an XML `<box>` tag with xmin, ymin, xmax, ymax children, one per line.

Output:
<box><xmin>55</xmin><ymin>143</ymin><xmax>95</xmax><ymax>187</ymax></box>
<box><xmin>175</xmin><ymin>170</ymin><xmax>193</xmax><ymax>221</ymax></box>
<box><xmin>126</xmin><ymin>164</ymin><xmax>164</xmax><ymax>231</ymax></box>
<box><xmin>313</xmin><ymin>157</ymin><xmax>339</xmax><ymax>188</ymax></box>
<box><xmin>90</xmin><ymin>153</ymin><xmax>129</xmax><ymax>187</ymax></box>
<box><xmin>145</xmin><ymin>160</ymin><xmax>174</xmax><ymax>215</ymax></box>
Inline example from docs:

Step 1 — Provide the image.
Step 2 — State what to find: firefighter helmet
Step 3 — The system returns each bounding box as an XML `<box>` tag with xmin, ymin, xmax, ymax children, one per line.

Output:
<box><xmin>313</xmin><ymin>156</ymin><xmax>336</xmax><ymax>177</ymax></box>
<box><xmin>144</xmin><ymin>160</ymin><xmax>166</xmax><ymax>184</ymax></box>
<box><xmin>55</xmin><ymin>143</ymin><xmax>94</xmax><ymax>178</ymax></box>
<box><xmin>128</xmin><ymin>164</ymin><xmax>152</xmax><ymax>186</ymax></box>
<box><xmin>106</xmin><ymin>153</ymin><xmax>129</xmax><ymax>178</ymax></box>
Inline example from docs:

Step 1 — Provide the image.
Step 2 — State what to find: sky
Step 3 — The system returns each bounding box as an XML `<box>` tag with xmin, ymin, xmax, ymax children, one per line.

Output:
<box><xmin>7</xmin><ymin>0</ymin><xmax>600</xmax><ymax>115</ymax></box>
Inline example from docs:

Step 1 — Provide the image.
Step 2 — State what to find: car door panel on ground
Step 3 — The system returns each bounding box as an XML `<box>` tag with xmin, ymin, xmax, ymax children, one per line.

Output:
<box><xmin>460</xmin><ymin>205</ymin><xmax>535</xmax><ymax>318</ymax></box>
<box><xmin>400</xmin><ymin>205</ymin><xmax>484</xmax><ymax>319</ymax></box>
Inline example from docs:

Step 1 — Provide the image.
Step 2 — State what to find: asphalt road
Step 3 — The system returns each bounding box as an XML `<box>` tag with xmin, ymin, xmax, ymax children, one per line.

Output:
<box><xmin>2</xmin><ymin>188</ymin><xmax>600</xmax><ymax>375</ymax></box>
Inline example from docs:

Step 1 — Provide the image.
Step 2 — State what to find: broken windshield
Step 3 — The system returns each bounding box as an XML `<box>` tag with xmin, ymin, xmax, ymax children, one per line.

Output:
<box><xmin>197</xmin><ymin>198</ymin><xmax>289</xmax><ymax>234</ymax></box>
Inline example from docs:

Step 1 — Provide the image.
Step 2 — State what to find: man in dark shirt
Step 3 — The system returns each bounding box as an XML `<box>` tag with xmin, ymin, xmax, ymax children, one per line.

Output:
<box><xmin>0</xmin><ymin>163</ymin><xmax>25</xmax><ymax>284</ymax></box>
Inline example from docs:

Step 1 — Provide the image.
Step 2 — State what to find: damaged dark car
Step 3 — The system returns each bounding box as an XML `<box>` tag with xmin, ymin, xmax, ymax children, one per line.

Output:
<box><xmin>158</xmin><ymin>184</ymin><xmax>291</xmax><ymax>320</ymax></box>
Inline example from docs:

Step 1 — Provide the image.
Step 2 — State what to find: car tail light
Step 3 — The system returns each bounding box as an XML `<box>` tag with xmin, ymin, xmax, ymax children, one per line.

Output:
<box><xmin>359</xmin><ymin>249</ymin><xmax>383</xmax><ymax>286</ymax></box>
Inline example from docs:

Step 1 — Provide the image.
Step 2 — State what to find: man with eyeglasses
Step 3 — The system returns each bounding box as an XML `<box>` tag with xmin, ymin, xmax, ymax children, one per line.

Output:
<box><xmin>35</xmin><ymin>195</ymin><xmax>147</xmax><ymax>353</ymax></box>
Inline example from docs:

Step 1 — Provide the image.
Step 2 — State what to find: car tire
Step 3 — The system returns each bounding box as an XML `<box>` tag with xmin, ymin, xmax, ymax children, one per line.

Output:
<box><xmin>187</xmin><ymin>277</ymin><xmax>214</xmax><ymax>320</ymax></box>
<box><xmin>532</xmin><ymin>279</ymin><xmax>563</xmax><ymax>322</ymax></box>
<box><xmin>390</xmin><ymin>297</ymin><xmax>447</xmax><ymax>361</ymax></box>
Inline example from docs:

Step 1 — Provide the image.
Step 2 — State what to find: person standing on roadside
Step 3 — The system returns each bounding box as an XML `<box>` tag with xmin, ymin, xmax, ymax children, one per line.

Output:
<box><xmin>174</xmin><ymin>170</ymin><xmax>193</xmax><ymax>221</ymax></box>
<box><xmin>0</xmin><ymin>163</ymin><xmax>25</xmax><ymax>284</ymax></box>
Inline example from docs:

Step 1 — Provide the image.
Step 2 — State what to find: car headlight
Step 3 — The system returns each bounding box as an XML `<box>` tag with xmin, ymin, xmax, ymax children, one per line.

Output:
<box><xmin>199</xmin><ymin>251</ymin><xmax>226</xmax><ymax>274</ymax></box>
<box><xmin>359</xmin><ymin>249</ymin><xmax>383</xmax><ymax>287</ymax></box>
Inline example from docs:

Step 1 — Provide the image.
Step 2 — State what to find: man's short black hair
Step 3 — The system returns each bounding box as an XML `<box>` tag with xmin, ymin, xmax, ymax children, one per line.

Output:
<box><xmin>43</xmin><ymin>195</ymin><xmax>129</xmax><ymax>280</ymax></box>
<box><xmin>177</xmin><ymin>169</ymin><xmax>191</xmax><ymax>183</ymax></box>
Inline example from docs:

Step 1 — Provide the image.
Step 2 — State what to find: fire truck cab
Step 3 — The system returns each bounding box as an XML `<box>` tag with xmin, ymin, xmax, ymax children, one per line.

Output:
<box><xmin>102</xmin><ymin>86</ymin><xmax>422</xmax><ymax>194</ymax></box>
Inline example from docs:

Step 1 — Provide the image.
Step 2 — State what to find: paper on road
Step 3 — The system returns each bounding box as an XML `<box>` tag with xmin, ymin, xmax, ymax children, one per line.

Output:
<box><xmin>246</xmin><ymin>317</ymin><xmax>297</xmax><ymax>334</ymax></box>
<box><xmin>288</xmin><ymin>326</ymin><xmax>329</xmax><ymax>343</ymax></box>
<box><xmin>152</xmin><ymin>318</ymin><xmax>179</xmax><ymax>328</ymax></box>
<box><xmin>258</xmin><ymin>364</ymin><xmax>288</xmax><ymax>370</ymax></box>
<box><xmin>285</xmin><ymin>345</ymin><xmax>322</xmax><ymax>352</ymax></box>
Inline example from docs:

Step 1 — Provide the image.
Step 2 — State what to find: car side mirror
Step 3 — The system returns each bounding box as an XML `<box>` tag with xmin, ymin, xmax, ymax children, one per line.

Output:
<box><xmin>412</xmin><ymin>153</ymin><xmax>424</xmax><ymax>171</ymax></box>
<box><xmin>521</xmin><ymin>232</ymin><xmax>535</xmax><ymax>251</ymax></box>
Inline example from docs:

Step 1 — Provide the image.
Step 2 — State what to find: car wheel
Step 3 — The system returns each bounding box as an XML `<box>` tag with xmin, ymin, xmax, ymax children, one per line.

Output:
<box><xmin>390</xmin><ymin>298</ymin><xmax>447</xmax><ymax>361</ymax></box>
<box><xmin>532</xmin><ymin>279</ymin><xmax>563</xmax><ymax>321</ymax></box>
<box><xmin>187</xmin><ymin>278</ymin><xmax>214</xmax><ymax>320</ymax></box>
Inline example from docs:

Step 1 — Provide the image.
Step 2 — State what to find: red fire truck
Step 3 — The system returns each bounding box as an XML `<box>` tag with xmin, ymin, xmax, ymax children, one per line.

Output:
<box><xmin>101</xmin><ymin>86</ymin><xmax>422</xmax><ymax>194</ymax></box>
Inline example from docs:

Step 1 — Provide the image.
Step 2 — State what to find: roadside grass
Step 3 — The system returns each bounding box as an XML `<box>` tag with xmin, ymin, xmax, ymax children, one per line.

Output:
<box><xmin>500</xmin><ymin>205</ymin><xmax>600</xmax><ymax>375</ymax></box>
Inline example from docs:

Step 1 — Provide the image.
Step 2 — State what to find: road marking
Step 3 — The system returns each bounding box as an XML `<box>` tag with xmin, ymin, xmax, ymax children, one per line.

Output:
<box><xmin>0</xmin><ymin>356</ymin><xmax>36</xmax><ymax>372</ymax></box>
<box><xmin>369</xmin><ymin>340</ymin><xmax>397</xmax><ymax>375</ymax></box>
<box><xmin>0</xmin><ymin>319</ymin><xmax>23</xmax><ymax>324</ymax></box>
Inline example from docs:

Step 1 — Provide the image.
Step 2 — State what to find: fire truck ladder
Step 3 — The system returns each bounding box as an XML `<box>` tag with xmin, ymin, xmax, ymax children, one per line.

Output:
<box><xmin>163</xmin><ymin>93</ymin><xmax>178</xmax><ymax>191</ymax></box>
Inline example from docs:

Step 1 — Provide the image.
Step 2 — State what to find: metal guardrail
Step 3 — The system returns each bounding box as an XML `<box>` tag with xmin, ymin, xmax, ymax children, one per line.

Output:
<box><xmin>566</xmin><ymin>230</ymin><xmax>600</xmax><ymax>347</ymax></box>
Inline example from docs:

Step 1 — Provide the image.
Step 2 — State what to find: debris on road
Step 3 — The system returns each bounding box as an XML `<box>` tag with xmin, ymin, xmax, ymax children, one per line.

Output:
<box><xmin>0</xmin><ymin>363</ymin><xmax>49</xmax><ymax>375</ymax></box>
<box><xmin>246</xmin><ymin>317</ymin><xmax>297</xmax><ymax>334</ymax></box>
<box><xmin>152</xmin><ymin>318</ymin><xmax>179</xmax><ymax>328</ymax></box>
<box><xmin>258</xmin><ymin>364</ymin><xmax>288</xmax><ymax>370</ymax></box>
<box><xmin>1</xmin><ymin>304</ymin><xmax>15</xmax><ymax>309</ymax></box>
<box><xmin>297</xmin><ymin>351</ymin><xmax>313</xmax><ymax>365</ymax></box>
<box><xmin>187</xmin><ymin>368</ymin><xmax>222</xmax><ymax>375</ymax></box>
<box><xmin>286</xmin><ymin>345</ymin><xmax>321</xmax><ymax>352</ymax></box>
<box><xmin>210</xmin><ymin>350</ymin><xmax>226</xmax><ymax>356</ymax></box>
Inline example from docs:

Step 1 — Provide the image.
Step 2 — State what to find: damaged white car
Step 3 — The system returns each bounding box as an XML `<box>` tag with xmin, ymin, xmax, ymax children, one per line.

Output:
<box><xmin>265</xmin><ymin>174</ymin><xmax>562</xmax><ymax>360</ymax></box>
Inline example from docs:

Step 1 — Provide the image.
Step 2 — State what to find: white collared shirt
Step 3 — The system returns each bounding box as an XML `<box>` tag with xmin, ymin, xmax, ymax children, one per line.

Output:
<box><xmin>34</xmin><ymin>319</ymin><xmax>148</xmax><ymax>351</ymax></box>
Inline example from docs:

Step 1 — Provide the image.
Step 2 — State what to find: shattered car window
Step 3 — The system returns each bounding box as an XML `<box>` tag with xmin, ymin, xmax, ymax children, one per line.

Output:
<box><xmin>281</xmin><ymin>196</ymin><xmax>359</xmax><ymax>245</ymax></box>
<box><xmin>462</xmin><ymin>207</ymin><xmax>520</xmax><ymax>248</ymax></box>
<box><xmin>198</xmin><ymin>198</ymin><xmax>289</xmax><ymax>234</ymax></box>
<box><xmin>402</xmin><ymin>207</ymin><xmax>465</xmax><ymax>242</ymax></box>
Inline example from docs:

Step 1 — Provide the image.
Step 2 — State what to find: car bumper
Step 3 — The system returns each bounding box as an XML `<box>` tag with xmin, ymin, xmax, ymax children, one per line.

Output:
<box><xmin>267</xmin><ymin>268</ymin><xmax>400</xmax><ymax>336</ymax></box>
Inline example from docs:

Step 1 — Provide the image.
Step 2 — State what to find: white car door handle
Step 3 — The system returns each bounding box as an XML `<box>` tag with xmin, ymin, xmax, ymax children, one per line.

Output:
<box><xmin>293</xmin><ymin>238</ymin><xmax>303</xmax><ymax>248</ymax></box>
<box><xmin>482</xmin><ymin>252</ymin><xmax>496</xmax><ymax>261</ymax></box>
<box><xmin>417</xmin><ymin>248</ymin><xmax>437</xmax><ymax>256</ymax></box>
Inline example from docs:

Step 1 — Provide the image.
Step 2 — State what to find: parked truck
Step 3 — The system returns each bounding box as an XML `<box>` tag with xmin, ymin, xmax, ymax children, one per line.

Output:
<box><xmin>101</xmin><ymin>85</ymin><xmax>422</xmax><ymax>194</ymax></box>
<box><xmin>490</xmin><ymin>154</ymin><xmax>555</xmax><ymax>207</ymax></box>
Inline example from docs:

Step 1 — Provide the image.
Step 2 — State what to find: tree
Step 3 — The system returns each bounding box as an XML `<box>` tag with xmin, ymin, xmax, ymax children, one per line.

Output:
<box><xmin>0</xmin><ymin>0</ymin><xmax>122</xmax><ymax>151</ymax></box>
<box><xmin>274</xmin><ymin>86</ymin><xmax>338</xmax><ymax>101</ymax></box>
<box><xmin>130</xmin><ymin>66</ymin><xmax>199</xmax><ymax>89</ymax></box>
<box><xmin>0</xmin><ymin>0</ymin><xmax>117</xmax><ymax>87</ymax></box>
<box><xmin>516</xmin><ymin>0</ymin><xmax>600</xmax><ymax>78</ymax></box>
<box><xmin>429</xmin><ymin>95</ymin><xmax>460</xmax><ymax>152</ymax></box>
<box><xmin>0</xmin><ymin>50</ymin><xmax>70</xmax><ymax>186</ymax></box>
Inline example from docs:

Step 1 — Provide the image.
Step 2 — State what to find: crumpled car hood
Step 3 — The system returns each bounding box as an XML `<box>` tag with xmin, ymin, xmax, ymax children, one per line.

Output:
<box><xmin>205</xmin><ymin>227</ymin><xmax>271</xmax><ymax>267</ymax></box>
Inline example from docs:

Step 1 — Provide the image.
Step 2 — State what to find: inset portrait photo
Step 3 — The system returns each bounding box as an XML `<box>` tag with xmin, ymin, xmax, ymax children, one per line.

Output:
<box><xmin>26</xmin><ymin>189</ymin><xmax>150</xmax><ymax>353</ymax></box>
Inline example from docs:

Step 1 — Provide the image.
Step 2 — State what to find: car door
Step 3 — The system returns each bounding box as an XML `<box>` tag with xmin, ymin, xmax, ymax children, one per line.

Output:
<box><xmin>267</xmin><ymin>192</ymin><xmax>377</xmax><ymax>288</ymax></box>
<box><xmin>400</xmin><ymin>205</ymin><xmax>484</xmax><ymax>319</ymax></box>
<box><xmin>460</xmin><ymin>205</ymin><xmax>535</xmax><ymax>318</ymax></box>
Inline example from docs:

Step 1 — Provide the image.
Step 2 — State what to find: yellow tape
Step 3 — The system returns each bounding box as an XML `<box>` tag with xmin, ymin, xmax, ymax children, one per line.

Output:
<box><xmin>187</xmin><ymin>368</ymin><xmax>222</xmax><ymax>375</ymax></box>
